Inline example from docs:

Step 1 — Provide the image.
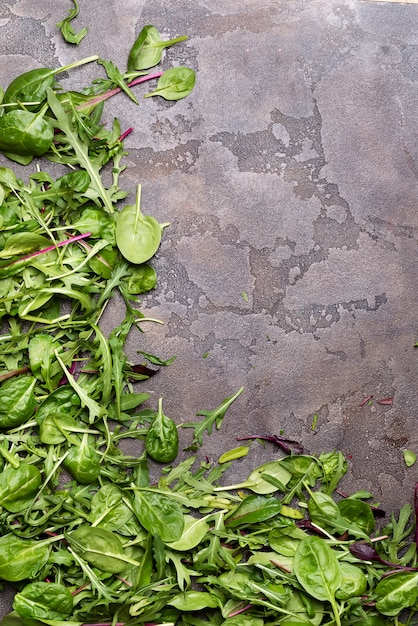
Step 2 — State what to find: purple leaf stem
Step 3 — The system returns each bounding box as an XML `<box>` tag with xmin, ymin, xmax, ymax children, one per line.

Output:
<box><xmin>118</xmin><ymin>127</ymin><xmax>134</xmax><ymax>142</ymax></box>
<box><xmin>128</xmin><ymin>73</ymin><xmax>163</xmax><ymax>88</ymax></box>
<box><xmin>80</xmin><ymin>623</ymin><xmax>126</xmax><ymax>626</ymax></box>
<box><xmin>349</xmin><ymin>542</ymin><xmax>418</xmax><ymax>571</ymax></box>
<box><xmin>228</xmin><ymin>605</ymin><xmax>253</xmax><ymax>617</ymax></box>
<box><xmin>0</xmin><ymin>366</ymin><xmax>30</xmax><ymax>382</ymax></box>
<box><xmin>72</xmin><ymin>583</ymin><xmax>91</xmax><ymax>596</ymax></box>
<box><xmin>4</xmin><ymin>232</ymin><xmax>92</xmax><ymax>268</ymax></box>
<box><xmin>58</xmin><ymin>359</ymin><xmax>78</xmax><ymax>387</ymax></box>
<box><xmin>237</xmin><ymin>434</ymin><xmax>303</xmax><ymax>455</ymax></box>
<box><xmin>295</xmin><ymin>520</ymin><xmax>329</xmax><ymax>536</ymax></box>
<box><xmin>77</xmin><ymin>72</ymin><xmax>163</xmax><ymax>110</ymax></box>
<box><xmin>415</xmin><ymin>482</ymin><xmax>418</xmax><ymax>548</ymax></box>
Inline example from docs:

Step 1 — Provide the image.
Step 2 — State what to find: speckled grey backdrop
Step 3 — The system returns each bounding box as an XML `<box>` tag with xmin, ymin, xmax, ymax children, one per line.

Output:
<box><xmin>0</xmin><ymin>0</ymin><xmax>417</xmax><ymax>610</ymax></box>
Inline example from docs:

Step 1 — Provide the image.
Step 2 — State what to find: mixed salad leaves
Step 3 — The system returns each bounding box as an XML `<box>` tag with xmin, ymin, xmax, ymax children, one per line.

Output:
<box><xmin>0</xmin><ymin>6</ymin><xmax>417</xmax><ymax>626</ymax></box>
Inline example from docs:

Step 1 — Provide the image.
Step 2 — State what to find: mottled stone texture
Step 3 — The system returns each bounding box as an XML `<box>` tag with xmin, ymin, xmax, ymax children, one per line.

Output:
<box><xmin>0</xmin><ymin>0</ymin><xmax>417</xmax><ymax>607</ymax></box>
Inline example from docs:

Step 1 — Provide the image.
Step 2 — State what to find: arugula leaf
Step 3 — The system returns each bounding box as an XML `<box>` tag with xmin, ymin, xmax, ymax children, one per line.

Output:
<box><xmin>56</xmin><ymin>0</ymin><xmax>88</xmax><ymax>45</ymax></box>
<box><xmin>183</xmin><ymin>387</ymin><xmax>244</xmax><ymax>447</ymax></box>
<box><xmin>46</xmin><ymin>88</ymin><xmax>115</xmax><ymax>214</ymax></box>
<box><xmin>98</xmin><ymin>59</ymin><xmax>138</xmax><ymax>104</ymax></box>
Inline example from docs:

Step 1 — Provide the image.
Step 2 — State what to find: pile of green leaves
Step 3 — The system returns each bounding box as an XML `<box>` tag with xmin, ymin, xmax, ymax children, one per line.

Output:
<box><xmin>0</xmin><ymin>23</ymin><xmax>196</xmax><ymax>409</ymax></box>
<box><xmin>1</xmin><ymin>433</ymin><xmax>418</xmax><ymax>626</ymax></box>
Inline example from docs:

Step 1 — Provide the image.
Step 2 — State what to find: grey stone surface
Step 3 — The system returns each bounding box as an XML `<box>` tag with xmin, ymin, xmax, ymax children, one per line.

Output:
<box><xmin>0</xmin><ymin>0</ymin><xmax>417</xmax><ymax>613</ymax></box>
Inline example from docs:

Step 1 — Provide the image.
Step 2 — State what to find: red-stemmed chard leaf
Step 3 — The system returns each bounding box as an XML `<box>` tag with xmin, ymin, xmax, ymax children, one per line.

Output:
<box><xmin>2</xmin><ymin>232</ymin><xmax>92</xmax><ymax>268</ymax></box>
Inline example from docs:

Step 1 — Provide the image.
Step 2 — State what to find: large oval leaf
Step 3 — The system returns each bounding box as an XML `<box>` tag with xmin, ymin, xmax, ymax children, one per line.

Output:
<box><xmin>13</xmin><ymin>582</ymin><xmax>73</xmax><ymax>620</ymax></box>
<box><xmin>0</xmin><ymin>535</ymin><xmax>50</xmax><ymax>581</ymax></box>
<box><xmin>87</xmin><ymin>484</ymin><xmax>134</xmax><ymax>531</ymax></box>
<box><xmin>67</xmin><ymin>525</ymin><xmax>137</xmax><ymax>573</ymax></box>
<box><xmin>294</xmin><ymin>536</ymin><xmax>342</xmax><ymax>602</ymax></box>
<box><xmin>375</xmin><ymin>571</ymin><xmax>418</xmax><ymax>616</ymax></box>
<box><xmin>116</xmin><ymin>184</ymin><xmax>162</xmax><ymax>264</ymax></box>
<box><xmin>0</xmin><ymin>376</ymin><xmax>36</xmax><ymax>429</ymax></box>
<box><xmin>0</xmin><ymin>233</ymin><xmax>50</xmax><ymax>258</ymax></box>
<box><xmin>0</xmin><ymin>110</ymin><xmax>53</xmax><ymax>156</ymax></box>
<box><xmin>144</xmin><ymin>67</ymin><xmax>196</xmax><ymax>101</ymax></box>
<box><xmin>0</xmin><ymin>464</ymin><xmax>42</xmax><ymax>513</ymax></box>
<box><xmin>133</xmin><ymin>489</ymin><xmax>184</xmax><ymax>542</ymax></box>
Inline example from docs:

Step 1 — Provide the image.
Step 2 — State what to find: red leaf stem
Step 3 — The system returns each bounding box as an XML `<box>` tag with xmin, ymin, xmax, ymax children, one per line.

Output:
<box><xmin>359</xmin><ymin>395</ymin><xmax>373</xmax><ymax>407</ymax></box>
<box><xmin>118</xmin><ymin>127</ymin><xmax>134</xmax><ymax>142</ymax></box>
<box><xmin>3</xmin><ymin>232</ymin><xmax>92</xmax><ymax>268</ymax></box>
<box><xmin>0</xmin><ymin>366</ymin><xmax>30</xmax><ymax>382</ymax></box>
<box><xmin>76</xmin><ymin>72</ymin><xmax>163</xmax><ymax>110</ymax></box>
<box><xmin>377</xmin><ymin>397</ymin><xmax>393</xmax><ymax>405</ymax></box>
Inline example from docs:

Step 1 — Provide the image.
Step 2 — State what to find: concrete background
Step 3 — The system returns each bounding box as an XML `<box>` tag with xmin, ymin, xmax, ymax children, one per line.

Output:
<box><xmin>0</xmin><ymin>0</ymin><xmax>417</xmax><ymax>610</ymax></box>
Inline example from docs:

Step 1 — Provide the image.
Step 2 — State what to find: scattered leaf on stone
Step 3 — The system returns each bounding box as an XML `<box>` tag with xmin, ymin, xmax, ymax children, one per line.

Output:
<box><xmin>403</xmin><ymin>449</ymin><xmax>417</xmax><ymax>467</ymax></box>
<box><xmin>377</xmin><ymin>397</ymin><xmax>394</xmax><ymax>405</ymax></box>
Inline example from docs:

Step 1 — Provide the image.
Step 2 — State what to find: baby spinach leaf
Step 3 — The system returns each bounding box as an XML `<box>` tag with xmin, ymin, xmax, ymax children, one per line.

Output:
<box><xmin>0</xmin><ymin>535</ymin><xmax>51</xmax><ymax>581</ymax></box>
<box><xmin>307</xmin><ymin>489</ymin><xmax>370</xmax><ymax>540</ymax></box>
<box><xmin>132</xmin><ymin>488</ymin><xmax>184</xmax><ymax>542</ymax></box>
<box><xmin>282</xmin><ymin>590</ymin><xmax>324</xmax><ymax>626</ymax></box>
<box><xmin>122</xmin><ymin>263</ymin><xmax>157</xmax><ymax>294</ymax></box>
<box><xmin>374</xmin><ymin>571</ymin><xmax>418</xmax><ymax>616</ymax></box>
<box><xmin>145</xmin><ymin>397</ymin><xmax>179</xmax><ymax>463</ymax></box>
<box><xmin>132</xmin><ymin>533</ymin><xmax>153</xmax><ymax>588</ymax></box>
<box><xmin>39</xmin><ymin>413</ymin><xmax>82</xmax><ymax>445</ymax></box>
<box><xmin>115</xmin><ymin>184</ymin><xmax>163</xmax><ymax>264</ymax></box>
<box><xmin>88</xmin><ymin>245</ymin><xmax>118</xmax><ymax>278</ymax></box>
<box><xmin>0</xmin><ymin>233</ymin><xmax>50</xmax><ymax>258</ymax></box>
<box><xmin>294</xmin><ymin>536</ymin><xmax>342</xmax><ymax>624</ymax></box>
<box><xmin>127</xmin><ymin>25</ymin><xmax>188</xmax><ymax>70</ymax></box>
<box><xmin>0</xmin><ymin>464</ymin><xmax>42</xmax><ymax>513</ymax></box>
<box><xmin>2</xmin><ymin>57</ymin><xmax>97</xmax><ymax>109</ymax></box>
<box><xmin>35</xmin><ymin>385</ymin><xmax>81</xmax><ymax>426</ymax></box>
<box><xmin>335</xmin><ymin>561</ymin><xmax>367</xmax><ymax>600</ymax></box>
<box><xmin>72</xmin><ymin>207</ymin><xmax>116</xmax><ymax>243</ymax></box>
<box><xmin>28</xmin><ymin>334</ymin><xmax>61</xmax><ymax>389</ymax></box>
<box><xmin>337</xmin><ymin>498</ymin><xmax>376</xmax><ymax>535</ymax></box>
<box><xmin>269</xmin><ymin>525</ymin><xmax>307</xmax><ymax>557</ymax></box>
<box><xmin>13</xmin><ymin>581</ymin><xmax>73</xmax><ymax>620</ymax></box>
<box><xmin>216</xmin><ymin>570</ymin><xmax>257</xmax><ymax>601</ymax></box>
<box><xmin>0</xmin><ymin>108</ymin><xmax>53</xmax><ymax>157</ymax></box>
<box><xmin>63</xmin><ymin>436</ymin><xmax>101</xmax><ymax>484</ymax></box>
<box><xmin>68</xmin><ymin>525</ymin><xmax>139</xmax><ymax>573</ymax></box>
<box><xmin>0</xmin><ymin>375</ymin><xmax>36</xmax><ymax>428</ymax></box>
<box><xmin>144</xmin><ymin>66</ymin><xmax>196</xmax><ymax>101</ymax></box>
<box><xmin>88</xmin><ymin>484</ymin><xmax>134</xmax><ymax>531</ymax></box>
